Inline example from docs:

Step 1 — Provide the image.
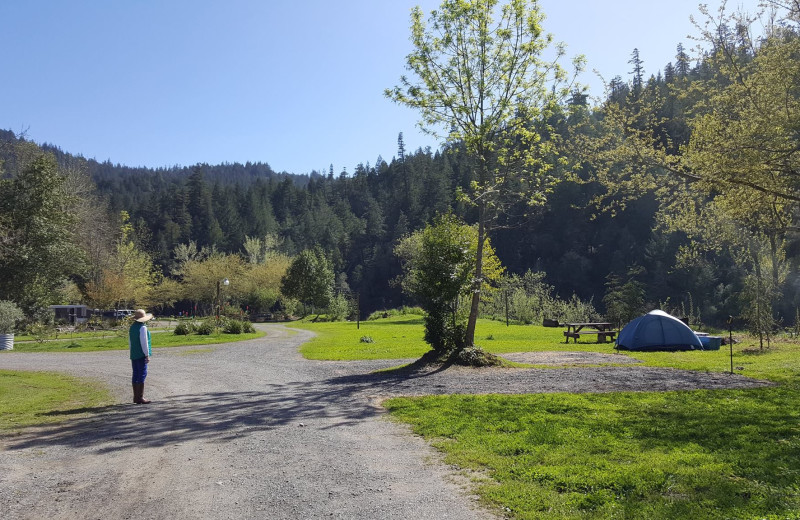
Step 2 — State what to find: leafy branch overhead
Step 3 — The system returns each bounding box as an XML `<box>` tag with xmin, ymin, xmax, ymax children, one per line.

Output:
<box><xmin>386</xmin><ymin>0</ymin><xmax>584</xmax><ymax>212</ymax></box>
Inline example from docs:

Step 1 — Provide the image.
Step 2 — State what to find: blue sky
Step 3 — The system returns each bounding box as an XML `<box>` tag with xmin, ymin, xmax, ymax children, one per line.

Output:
<box><xmin>1</xmin><ymin>0</ymin><xmax>760</xmax><ymax>174</ymax></box>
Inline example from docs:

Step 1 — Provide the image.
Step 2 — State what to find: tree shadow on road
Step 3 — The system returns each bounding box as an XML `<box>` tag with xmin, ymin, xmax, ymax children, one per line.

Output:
<box><xmin>3</xmin><ymin>361</ymin><xmax>771</xmax><ymax>455</ymax></box>
<box><xmin>1</xmin><ymin>365</ymin><xmax>444</xmax><ymax>454</ymax></box>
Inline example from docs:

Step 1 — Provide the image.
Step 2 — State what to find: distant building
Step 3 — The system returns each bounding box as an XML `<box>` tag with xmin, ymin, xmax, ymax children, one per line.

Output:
<box><xmin>49</xmin><ymin>305</ymin><xmax>90</xmax><ymax>325</ymax></box>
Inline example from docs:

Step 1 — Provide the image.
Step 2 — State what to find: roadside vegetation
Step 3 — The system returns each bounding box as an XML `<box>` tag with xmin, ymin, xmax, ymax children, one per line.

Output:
<box><xmin>7</xmin><ymin>319</ymin><xmax>263</xmax><ymax>353</ymax></box>
<box><xmin>0</xmin><ymin>370</ymin><xmax>113</xmax><ymax>431</ymax></box>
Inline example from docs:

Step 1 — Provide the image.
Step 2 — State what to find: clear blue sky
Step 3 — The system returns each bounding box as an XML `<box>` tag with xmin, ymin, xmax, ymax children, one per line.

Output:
<box><xmin>1</xmin><ymin>0</ymin><xmax>759</xmax><ymax>175</ymax></box>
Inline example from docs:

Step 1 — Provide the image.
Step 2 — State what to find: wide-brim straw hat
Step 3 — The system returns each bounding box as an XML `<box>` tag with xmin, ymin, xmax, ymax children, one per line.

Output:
<box><xmin>133</xmin><ymin>309</ymin><xmax>154</xmax><ymax>322</ymax></box>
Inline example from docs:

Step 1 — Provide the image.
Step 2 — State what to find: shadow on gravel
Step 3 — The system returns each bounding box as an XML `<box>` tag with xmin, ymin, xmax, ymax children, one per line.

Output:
<box><xmin>4</xmin><ymin>364</ymin><xmax>771</xmax><ymax>454</ymax></box>
<box><xmin>4</xmin><ymin>369</ymin><xmax>421</xmax><ymax>453</ymax></box>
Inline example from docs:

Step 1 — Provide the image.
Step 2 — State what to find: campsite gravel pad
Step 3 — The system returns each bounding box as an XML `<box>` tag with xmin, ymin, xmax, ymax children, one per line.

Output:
<box><xmin>498</xmin><ymin>351</ymin><xmax>642</xmax><ymax>366</ymax></box>
<box><xmin>0</xmin><ymin>326</ymin><xmax>770</xmax><ymax>520</ymax></box>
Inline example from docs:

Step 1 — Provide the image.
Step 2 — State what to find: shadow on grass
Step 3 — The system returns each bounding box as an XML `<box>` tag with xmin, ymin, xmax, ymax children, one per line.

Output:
<box><xmin>581</xmin><ymin>384</ymin><xmax>800</xmax><ymax>514</ymax></box>
<box><xmin>40</xmin><ymin>404</ymin><xmax>129</xmax><ymax>417</ymax></box>
<box><xmin>616</xmin><ymin>384</ymin><xmax>800</xmax><ymax>482</ymax></box>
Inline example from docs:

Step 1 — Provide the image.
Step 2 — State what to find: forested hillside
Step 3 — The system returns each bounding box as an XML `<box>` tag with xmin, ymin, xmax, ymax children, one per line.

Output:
<box><xmin>2</xmin><ymin>1</ymin><xmax>798</xmax><ymax>331</ymax></box>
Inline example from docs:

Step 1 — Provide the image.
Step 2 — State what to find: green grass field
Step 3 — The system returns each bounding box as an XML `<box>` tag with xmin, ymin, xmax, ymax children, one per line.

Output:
<box><xmin>296</xmin><ymin>315</ymin><xmax>800</xmax><ymax>519</ymax></box>
<box><xmin>6</xmin><ymin>330</ymin><xmax>265</xmax><ymax>353</ymax></box>
<box><xmin>0</xmin><ymin>370</ymin><xmax>114</xmax><ymax>431</ymax></box>
<box><xmin>385</xmin><ymin>386</ymin><xmax>800</xmax><ymax>519</ymax></box>
<box><xmin>293</xmin><ymin>314</ymin><xmax>573</xmax><ymax>360</ymax></box>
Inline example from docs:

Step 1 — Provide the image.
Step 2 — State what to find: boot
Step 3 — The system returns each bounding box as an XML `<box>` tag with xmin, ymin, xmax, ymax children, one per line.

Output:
<box><xmin>132</xmin><ymin>383</ymin><xmax>138</xmax><ymax>404</ymax></box>
<box><xmin>137</xmin><ymin>383</ymin><xmax>151</xmax><ymax>404</ymax></box>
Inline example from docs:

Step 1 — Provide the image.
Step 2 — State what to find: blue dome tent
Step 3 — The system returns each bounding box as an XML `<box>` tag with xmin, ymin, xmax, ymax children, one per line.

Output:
<box><xmin>615</xmin><ymin>310</ymin><xmax>703</xmax><ymax>351</ymax></box>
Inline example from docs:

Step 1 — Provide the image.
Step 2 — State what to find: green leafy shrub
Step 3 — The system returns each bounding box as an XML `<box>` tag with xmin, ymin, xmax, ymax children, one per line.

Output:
<box><xmin>367</xmin><ymin>306</ymin><xmax>424</xmax><ymax>320</ymax></box>
<box><xmin>174</xmin><ymin>322</ymin><xmax>193</xmax><ymax>335</ymax></box>
<box><xmin>326</xmin><ymin>293</ymin><xmax>353</xmax><ymax>321</ymax></box>
<box><xmin>241</xmin><ymin>320</ymin><xmax>255</xmax><ymax>333</ymax></box>
<box><xmin>483</xmin><ymin>270</ymin><xmax>600</xmax><ymax>325</ymax></box>
<box><xmin>26</xmin><ymin>322</ymin><xmax>54</xmax><ymax>343</ymax></box>
<box><xmin>223</xmin><ymin>319</ymin><xmax>243</xmax><ymax>334</ymax></box>
<box><xmin>0</xmin><ymin>300</ymin><xmax>24</xmax><ymax>334</ymax></box>
<box><xmin>195</xmin><ymin>320</ymin><xmax>215</xmax><ymax>335</ymax></box>
<box><xmin>86</xmin><ymin>315</ymin><xmax>104</xmax><ymax>329</ymax></box>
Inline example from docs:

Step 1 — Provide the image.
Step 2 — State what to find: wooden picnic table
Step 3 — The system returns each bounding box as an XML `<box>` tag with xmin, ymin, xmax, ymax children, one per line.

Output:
<box><xmin>563</xmin><ymin>322</ymin><xmax>618</xmax><ymax>343</ymax></box>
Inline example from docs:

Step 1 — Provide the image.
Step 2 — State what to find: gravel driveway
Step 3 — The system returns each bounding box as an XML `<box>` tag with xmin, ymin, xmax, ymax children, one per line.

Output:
<box><xmin>0</xmin><ymin>325</ymin><xmax>769</xmax><ymax>519</ymax></box>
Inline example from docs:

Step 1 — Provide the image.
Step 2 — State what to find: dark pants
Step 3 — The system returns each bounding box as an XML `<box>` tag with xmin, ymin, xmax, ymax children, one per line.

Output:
<box><xmin>131</xmin><ymin>358</ymin><xmax>148</xmax><ymax>384</ymax></box>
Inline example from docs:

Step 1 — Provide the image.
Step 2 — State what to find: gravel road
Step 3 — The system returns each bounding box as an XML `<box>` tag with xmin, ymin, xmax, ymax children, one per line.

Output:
<box><xmin>0</xmin><ymin>325</ymin><xmax>770</xmax><ymax>519</ymax></box>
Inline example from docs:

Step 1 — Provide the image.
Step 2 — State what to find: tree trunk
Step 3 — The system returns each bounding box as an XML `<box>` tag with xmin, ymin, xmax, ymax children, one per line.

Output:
<box><xmin>754</xmin><ymin>249</ymin><xmax>764</xmax><ymax>350</ymax></box>
<box><xmin>465</xmin><ymin>201</ymin><xmax>486</xmax><ymax>347</ymax></box>
<box><xmin>769</xmin><ymin>233</ymin><xmax>780</xmax><ymax>290</ymax></box>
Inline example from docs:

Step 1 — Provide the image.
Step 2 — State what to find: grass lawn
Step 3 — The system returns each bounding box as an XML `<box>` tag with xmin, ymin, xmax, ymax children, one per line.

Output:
<box><xmin>6</xmin><ymin>330</ymin><xmax>265</xmax><ymax>353</ymax></box>
<box><xmin>0</xmin><ymin>370</ymin><xmax>114</xmax><ymax>431</ymax></box>
<box><xmin>385</xmin><ymin>385</ymin><xmax>800</xmax><ymax>519</ymax></box>
<box><xmin>293</xmin><ymin>314</ymin><xmax>568</xmax><ymax>360</ymax></box>
<box><xmin>297</xmin><ymin>315</ymin><xmax>800</xmax><ymax>519</ymax></box>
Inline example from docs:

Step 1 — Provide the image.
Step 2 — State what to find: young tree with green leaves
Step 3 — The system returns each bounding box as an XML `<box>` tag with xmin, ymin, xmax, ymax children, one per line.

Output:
<box><xmin>280</xmin><ymin>248</ymin><xmax>334</xmax><ymax>317</ymax></box>
<box><xmin>84</xmin><ymin>212</ymin><xmax>158</xmax><ymax>310</ymax></box>
<box><xmin>178</xmin><ymin>252</ymin><xmax>247</xmax><ymax>314</ymax></box>
<box><xmin>240</xmin><ymin>253</ymin><xmax>292</xmax><ymax>314</ymax></box>
<box><xmin>395</xmin><ymin>214</ymin><xmax>503</xmax><ymax>358</ymax></box>
<box><xmin>603</xmin><ymin>267</ymin><xmax>646</xmax><ymax>327</ymax></box>
<box><xmin>387</xmin><ymin>0</ymin><xmax>583</xmax><ymax>349</ymax></box>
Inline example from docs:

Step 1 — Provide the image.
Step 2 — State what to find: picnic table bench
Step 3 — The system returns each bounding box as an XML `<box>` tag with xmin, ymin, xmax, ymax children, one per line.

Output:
<box><xmin>563</xmin><ymin>322</ymin><xmax>618</xmax><ymax>343</ymax></box>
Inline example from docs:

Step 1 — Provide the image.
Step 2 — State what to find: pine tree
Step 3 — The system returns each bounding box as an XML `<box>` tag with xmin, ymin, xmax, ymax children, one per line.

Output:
<box><xmin>676</xmin><ymin>43</ymin><xmax>690</xmax><ymax>78</ymax></box>
<box><xmin>629</xmin><ymin>48</ymin><xmax>645</xmax><ymax>97</ymax></box>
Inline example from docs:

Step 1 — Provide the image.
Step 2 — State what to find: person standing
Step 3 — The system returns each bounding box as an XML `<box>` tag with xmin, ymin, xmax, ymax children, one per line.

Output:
<box><xmin>129</xmin><ymin>309</ymin><xmax>154</xmax><ymax>404</ymax></box>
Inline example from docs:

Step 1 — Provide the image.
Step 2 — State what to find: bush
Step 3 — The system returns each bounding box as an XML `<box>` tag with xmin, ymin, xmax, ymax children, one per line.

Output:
<box><xmin>28</xmin><ymin>305</ymin><xmax>54</xmax><ymax>326</ymax></box>
<box><xmin>86</xmin><ymin>315</ymin><xmax>104</xmax><ymax>329</ymax></box>
<box><xmin>222</xmin><ymin>319</ymin><xmax>243</xmax><ymax>334</ymax></box>
<box><xmin>367</xmin><ymin>307</ymin><xmax>424</xmax><ymax>321</ymax></box>
<box><xmin>483</xmin><ymin>271</ymin><xmax>600</xmax><ymax>325</ymax></box>
<box><xmin>0</xmin><ymin>300</ymin><xmax>24</xmax><ymax>334</ymax></box>
<box><xmin>241</xmin><ymin>320</ymin><xmax>255</xmax><ymax>333</ymax></box>
<box><xmin>26</xmin><ymin>322</ymin><xmax>54</xmax><ymax>343</ymax></box>
<box><xmin>174</xmin><ymin>322</ymin><xmax>193</xmax><ymax>335</ymax></box>
<box><xmin>326</xmin><ymin>293</ymin><xmax>353</xmax><ymax>322</ymax></box>
<box><xmin>195</xmin><ymin>320</ymin><xmax>216</xmax><ymax>335</ymax></box>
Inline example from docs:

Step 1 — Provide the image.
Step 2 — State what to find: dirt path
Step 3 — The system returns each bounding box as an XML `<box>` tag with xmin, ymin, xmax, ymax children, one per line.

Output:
<box><xmin>0</xmin><ymin>326</ymin><xmax>768</xmax><ymax>519</ymax></box>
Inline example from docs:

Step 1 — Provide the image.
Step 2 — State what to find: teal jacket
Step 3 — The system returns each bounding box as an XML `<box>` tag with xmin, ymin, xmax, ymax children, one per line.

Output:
<box><xmin>129</xmin><ymin>322</ymin><xmax>152</xmax><ymax>360</ymax></box>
